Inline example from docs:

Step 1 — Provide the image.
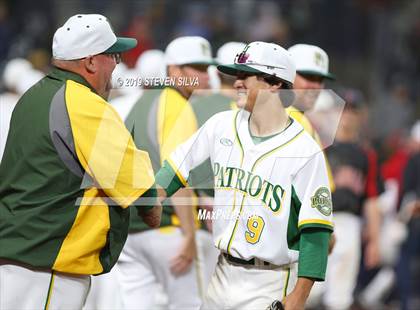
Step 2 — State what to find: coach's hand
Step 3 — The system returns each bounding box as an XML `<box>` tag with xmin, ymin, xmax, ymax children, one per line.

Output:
<box><xmin>136</xmin><ymin>186</ymin><xmax>165</xmax><ymax>228</ymax></box>
<box><xmin>170</xmin><ymin>234</ymin><xmax>197</xmax><ymax>276</ymax></box>
<box><xmin>138</xmin><ymin>203</ymin><xmax>162</xmax><ymax>228</ymax></box>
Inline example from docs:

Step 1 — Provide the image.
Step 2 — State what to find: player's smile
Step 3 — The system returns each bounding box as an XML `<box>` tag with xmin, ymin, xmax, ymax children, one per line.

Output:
<box><xmin>234</xmin><ymin>73</ymin><xmax>272</xmax><ymax>112</ymax></box>
<box><xmin>233</xmin><ymin>73</ymin><xmax>257</xmax><ymax>110</ymax></box>
<box><xmin>236</xmin><ymin>89</ymin><xmax>248</xmax><ymax>109</ymax></box>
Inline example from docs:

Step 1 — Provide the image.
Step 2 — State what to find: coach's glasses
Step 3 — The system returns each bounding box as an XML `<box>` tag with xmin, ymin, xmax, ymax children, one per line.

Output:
<box><xmin>102</xmin><ymin>52</ymin><xmax>122</xmax><ymax>64</ymax></box>
<box><xmin>79</xmin><ymin>52</ymin><xmax>122</xmax><ymax>64</ymax></box>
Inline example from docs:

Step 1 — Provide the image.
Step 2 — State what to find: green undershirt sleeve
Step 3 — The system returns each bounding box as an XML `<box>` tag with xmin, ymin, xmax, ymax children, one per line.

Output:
<box><xmin>131</xmin><ymin>184</ymin><xmax>157</xmax><ymax>213</ymax></box>
<box><xmin>155</xmin><ymin>160</ymin><xmax>186</xmax><ymax>197</ymax></box>
<box><xmin>298</xmin><ymin>228</ymin><xmax>331</xmax><ymax>281</ymax></box>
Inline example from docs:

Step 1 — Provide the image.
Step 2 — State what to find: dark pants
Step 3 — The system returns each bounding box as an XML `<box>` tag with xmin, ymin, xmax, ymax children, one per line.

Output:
<box><xmin>397</xmin><ymin>217</ymin><xmax>420</xmax><ymax>310</ymax></box>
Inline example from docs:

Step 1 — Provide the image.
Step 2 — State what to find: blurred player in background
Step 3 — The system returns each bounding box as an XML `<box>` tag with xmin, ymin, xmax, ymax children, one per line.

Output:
<box><xmin>287</xmin><ymin>44</ymin><xmax>336</xmax><ymax>197</ymax></box>
<box><xmin>0</xmin><ymin>58</ymin><xmax>43</xmax><ymax>161</ymax></box>
<box><xmin>287</xmin><ymin>44</ymin><xmax>335</xmax><ymax>141</ymax></box>
<box><xmin>111</xmin><ymin>49</ymin><xmax>166</xmax><ymax>119</ymax></box>
<box><xmin>117</xmin><ymin>36</ymin><xmax>214</xmax><ymax>309</ymax></box>
<box><xmin>190</xmin><ymin>42</ymin><xmax>246</xmax><ymax>126</ymax></box>
<box><xmin>287</xmin><ymin>43</ymin><xmax>337</xmax><ymax>257</ymax></box>
<box><xmin>309</xmin><ymin>90</ymin><xmax>382</xmax><ymax>310</ymax></box>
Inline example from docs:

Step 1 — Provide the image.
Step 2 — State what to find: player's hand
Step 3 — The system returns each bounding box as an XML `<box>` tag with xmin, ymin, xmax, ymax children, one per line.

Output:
<box><xmin>138</xmin><ymin>203</ymin><xmax>162</xmax><ymax>228</ymax></box>
<box><xmin>408</xmin><ymin>200</ymin><xmax>420</xmax><ymax>218</ymax></box>
<box><xmin>364</xmin><ymin>239</ymin><xmax>380</xmax><ymax>269</ymax></box>
<box><xmin>283</xmin><ymin>291</ymin><xmax>305</xmax><ymax>310</ymax></box>
<box><xmin>170</xmin><ymin>234</ymin><xmax>197</xmax><ymax>276</ymax></box>
<box><xmin>413</xmin><ymin>203</ymin><xmax>420</xmax><ymax>217</ymax></box>
<box><xmin>283</xmin><ymin>277</ymin><xmax>313</xmax><ymax>310</ymax></box>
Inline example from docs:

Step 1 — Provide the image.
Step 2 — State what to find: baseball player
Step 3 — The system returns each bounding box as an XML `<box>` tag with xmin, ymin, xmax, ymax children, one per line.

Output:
<box><xmin>286</xmin><ymin>44</ymin><xmax>335</xmax><ymax>139</ymax></box>
<box><xmin>317</xmin><ymin>90</ymin><xmax>382</xmax><ymax>310</ymax></box>
<box><xmin>0</xmin><ymin>14</ymin><xmax>160</xmax><ymax>310</ymax></box>
<box><xmin>117</xmin><ymin>36</ymin><xmax>215</xmax><ymax>309</ymax></box>
<box><xmin>154</xmin><ymin>42</ymin><xmax>334</xmax><ymax>310</ymax></box>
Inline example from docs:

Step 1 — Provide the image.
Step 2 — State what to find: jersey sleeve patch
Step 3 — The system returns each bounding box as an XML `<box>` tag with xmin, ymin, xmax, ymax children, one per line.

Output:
<box><xmin>311</xmin><ymin>186</ymin><xmax>332</xmax><ymax>216</ymax></box>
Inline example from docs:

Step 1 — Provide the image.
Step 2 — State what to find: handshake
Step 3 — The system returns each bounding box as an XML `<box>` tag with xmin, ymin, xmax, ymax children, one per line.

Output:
<box><xmin>136</xmin><ymin>185</ymin><xmax>167</xmax><ymax>228</ymax></box>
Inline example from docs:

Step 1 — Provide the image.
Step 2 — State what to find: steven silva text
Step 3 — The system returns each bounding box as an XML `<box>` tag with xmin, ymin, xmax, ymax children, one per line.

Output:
<box><xmin>117</xmin><ymin>76</ymin><xmax>199</xmax><ymax>88</ymax></box>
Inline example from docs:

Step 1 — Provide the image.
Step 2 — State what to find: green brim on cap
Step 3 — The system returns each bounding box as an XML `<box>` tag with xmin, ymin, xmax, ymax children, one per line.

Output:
<box><xmin>297</xmin><ymin>70</ymin><xmax>335</xmax><ymax>80</ymax></box>
<box><xmin>183</xmin><ymin>60</ymin><xmax>219</xmax><ymax>66</ymax></box>
<box><xmin>217</xmin><ymin>63</ymin><xmax>262</xmax><ymax>76</ymax></box>
<box><xmin>104</xmin><ymin>37</ymin><xmax>138</xmax><ymax>53</ymax></box>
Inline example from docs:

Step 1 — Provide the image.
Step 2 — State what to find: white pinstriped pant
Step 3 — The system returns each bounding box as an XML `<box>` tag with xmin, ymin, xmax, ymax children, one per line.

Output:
<box><xmin>201</xmin><ymin>254</ymin><xmax>297</xmax><ymax>309</ymax></box>
<box><xmin>0</xmin><ymin>263</ymin><xmax>90</xmax><ymax>310</ymax></box>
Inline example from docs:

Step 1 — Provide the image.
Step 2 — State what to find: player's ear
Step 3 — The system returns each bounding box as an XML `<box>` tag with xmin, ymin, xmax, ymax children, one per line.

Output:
<box><xmin>269</xmin><ymin>81</ymin><xmax>282</xmax><ymax>93</ymax></box>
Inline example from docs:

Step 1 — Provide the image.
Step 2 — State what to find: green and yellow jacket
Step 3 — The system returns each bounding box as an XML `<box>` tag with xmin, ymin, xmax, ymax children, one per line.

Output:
<box><xmin>0</xmin><ymin>67</ymin><xmax>155</xmax><ymax>275</ymax></box>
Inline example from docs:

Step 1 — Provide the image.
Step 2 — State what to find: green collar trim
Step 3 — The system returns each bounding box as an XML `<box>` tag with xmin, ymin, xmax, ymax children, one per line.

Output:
<box><xmin>48</xmin><ymin>67</ymin><xmax>96</xmax><ymax>93</ymax></box>
<box><xmin>248</xmin><ymin>117</ymin><xmax>294</xmax><ymax>144</ymax></box>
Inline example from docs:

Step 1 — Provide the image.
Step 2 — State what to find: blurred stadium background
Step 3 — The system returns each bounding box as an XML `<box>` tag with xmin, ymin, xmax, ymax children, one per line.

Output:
<box><xmin>1</xmin><ymin>0</ymin><xmax>419</xmax><ymax>309</ymax></box>
<box><xmin>1</xmin><ymin>0</ymin><xmax>419</xmax><ymax>144</ymax></box>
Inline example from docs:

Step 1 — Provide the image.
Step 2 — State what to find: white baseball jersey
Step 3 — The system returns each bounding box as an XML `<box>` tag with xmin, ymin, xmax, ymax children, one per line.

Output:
<box><xmin>168</xmin><ymin>109</ymin><xmax>333</xmax><ymax>266</ymax></box>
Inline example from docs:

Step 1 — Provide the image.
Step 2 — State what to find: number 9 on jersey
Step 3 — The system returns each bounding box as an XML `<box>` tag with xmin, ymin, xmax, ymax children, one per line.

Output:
<box><xmin>245</xmin><ymin>215</ymin><xmax>265</xmax><ymax>244</ymax></box>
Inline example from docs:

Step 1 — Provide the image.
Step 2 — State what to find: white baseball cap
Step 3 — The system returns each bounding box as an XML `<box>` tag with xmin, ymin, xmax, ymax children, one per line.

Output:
<box><xmin>165</xmin><ymin>36</ymin><xmax>216</xmax><ymax>66</ymax></box>
<box><xmin>16</xmin><ymin>70</ymin><xmax>44</xmax><ymax>95</ymax></box>
<box><xmin>3</xmin><ymin>58</ymin><xmax>33</xmax><ymax>90</ymax></box>
<box><xmin>217</xmin><ymin>41</ymin><xmax>296</xmax><ymax>88</ymax></box>
<box><xmin>135</xmin><ymin>49</ymin><xmax>166</xmax><ymax>80</ymax></box>
<box><xmin>217</xmin><ymin>42</ymin><xmax>247</xmax><ymax>65</ymax></box>
<box><xmin>52</xmin><ymin>14</ymin><xmax>137</xmax><ymax>60</ymax></box>
<box><xmin>288</xmin><ymin>44</ymin><xmax>335</xmax><ymax>80</ymax></box>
